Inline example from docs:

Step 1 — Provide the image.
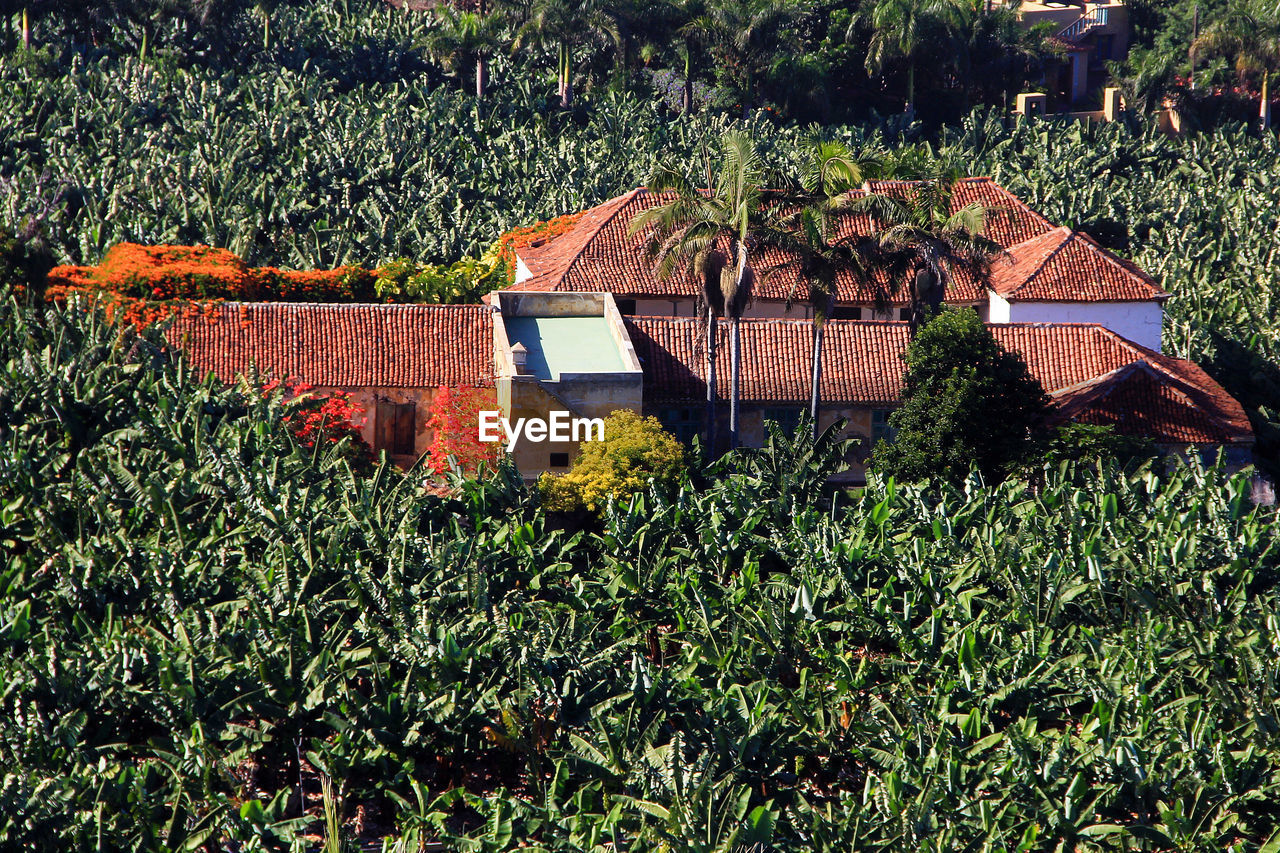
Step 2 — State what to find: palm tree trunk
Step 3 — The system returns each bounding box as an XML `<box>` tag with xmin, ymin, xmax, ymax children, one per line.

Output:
<box><xmin>476</xmin><ymin>56</ymin><xmax>486</xmax><ymax>99</ymax></box>
<box><xmin>22</xmin><ymin>7</ymin><xmax>30</xmax><ymax>48</ymax></box>
<box><xmin>809</xmin><ymin>319</ymin><xmax>824</xmax><ymax>439</ymax></box>
<box><xmin>1261</xmin><ymin>72</ymin><xmax>1271</xmax><ymax>131</ymax></box>
<box><xmin>262</xmin><ymin>8</ymin><xmax>271</xmax><ymax>50</ymax></box>
<box><xmin>683</xmin><ymin>49</ymin><xmax>693</xmax><ymax>113</ymax></box>
<box><xmin>729</xmin><ymin>315</ymin><xmax>741</xmax><ymax>448</ymax></box>
<box><xmin>561</xmin><ymin>43</ymin><xmax>574</xmax><ymax>108</ymax></box>
<box><xmin>705</xmin><ymin>312</ymin><xmax>719</xmax><ymax>452</ymax></box>
<box><xmin>906</xmin><ymin>61</ymin><xmax>915</xmax><ymax>116</ymax></box>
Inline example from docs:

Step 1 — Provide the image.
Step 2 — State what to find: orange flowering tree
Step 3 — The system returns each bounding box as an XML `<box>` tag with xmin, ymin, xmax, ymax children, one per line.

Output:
<box><xmin>45</xmin><ymin>243</ymin><xmax>380</xmax><ymax>328</ymax></box>
<box><xmin>425</xmin><ymin>386</ymin><xmax>500</xmax><ymax>477</ymax></box>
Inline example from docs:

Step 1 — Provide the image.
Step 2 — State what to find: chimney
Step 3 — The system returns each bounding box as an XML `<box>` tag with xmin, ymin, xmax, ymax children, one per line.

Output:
<box><xmin>511</xmin><ymin>342</ymin><xmax>529</xmax><ymax>375</ymax></box>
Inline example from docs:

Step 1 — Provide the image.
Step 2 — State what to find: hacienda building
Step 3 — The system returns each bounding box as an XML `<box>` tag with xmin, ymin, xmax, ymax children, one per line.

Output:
<box><xmin>167</xmin><ymin>179</ymin><xmax>1254</xmax><ymax>483</ymax></box>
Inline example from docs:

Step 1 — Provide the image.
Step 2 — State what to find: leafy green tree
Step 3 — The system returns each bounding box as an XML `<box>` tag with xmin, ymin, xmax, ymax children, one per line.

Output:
<box><xmin>537</xmin><ymin>409</ymin><xmax>686</xmax><ymax>511</ymax></box>
<box><xmin>873</xmin><ymin>164</ymin><xmax>1003</xmax><ymax>335</ymax></box>
<box><xmin>852</xmin><ymin>0</ymin><xmax>967</xmax><ymax>116</ymax></box>
<box><xmin>873</xmin><ymin>307</ymin><xmax>1050</xmax><ymax>484</ymax></box>
<box><xmin>631</xmin><ymin>130</ymin><xmax>790</xmax><ymax>450</ymax></box>
<box><xmin>1192</xmin><ymin>0</ymin><xmax>1280</xmax><ymax>129</ymax></box>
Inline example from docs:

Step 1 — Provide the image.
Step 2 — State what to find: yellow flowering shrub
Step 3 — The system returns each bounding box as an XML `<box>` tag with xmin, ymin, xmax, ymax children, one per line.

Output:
<box><xmin>538</xmin><ymin>410</ymin><xmax>686</xmax><ymax>512</ymax></box>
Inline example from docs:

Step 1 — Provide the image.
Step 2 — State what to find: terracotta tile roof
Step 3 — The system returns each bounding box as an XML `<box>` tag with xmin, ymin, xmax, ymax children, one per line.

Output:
<box><xmin>991</xmin><ymin>227</ymin><xmax>1168</xmax><ymax>302</ymax></box>
<box><xmin>166</xmin><ymin>302</ymin><xmax>494</xmax><ymax>387</ymax></box>
<box><xmin>515</xmin><ymin>178</ymin><xmax>1063</xmax><ymax>305</ymax></box>
<box><xmin>628</xmin><ymin>317</ymin><xmax>1252</xmax><ymax>445</ymax></box>
<box><xmin>1051</xmin><ymin>362</ymin><xmax>1243</xmax><ymax>443</ymax></box>
<box><xmin>164</xmin><ymin>301</ymin><xmax>1250</xmax><ymax>447</ymax></box>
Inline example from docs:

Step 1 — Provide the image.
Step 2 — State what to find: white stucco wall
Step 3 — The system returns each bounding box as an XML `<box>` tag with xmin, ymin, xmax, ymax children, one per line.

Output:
<box><xmin>514</xmin><ymin>256</ymin><xmax>533</xmax><ymax>285</ymax></box>
<box><xmin>988</xmin><ymin>292</ymin><xmax>1012</xmax><ymax>324</ymax></box>
<box><xmin>747</xmin><ymin>300</ymin><xmax>813</xmax><ymax>319</ymax></box>
<box><xmin>1002</xmin><ymin>299</ymin><xmax>1164</xmax><ymax>352</ymax></box>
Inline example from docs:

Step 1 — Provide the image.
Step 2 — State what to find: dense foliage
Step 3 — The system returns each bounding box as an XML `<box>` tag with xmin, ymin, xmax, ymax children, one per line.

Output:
<box><xmin>874</xmin><ymin>308</ymin><xmax>1049</xmax><ymax>485</ymax></box>
<box><xmin>3</xmin><ymin>298</ymin><xmax>1280</xmax><ymax>850</ymax></box>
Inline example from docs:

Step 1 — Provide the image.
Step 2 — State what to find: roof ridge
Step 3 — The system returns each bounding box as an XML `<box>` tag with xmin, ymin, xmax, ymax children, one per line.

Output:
<box><xmin>560</xmin><ymin>188</ymin><xmax>649</xmax><ymax>286</ymax></box>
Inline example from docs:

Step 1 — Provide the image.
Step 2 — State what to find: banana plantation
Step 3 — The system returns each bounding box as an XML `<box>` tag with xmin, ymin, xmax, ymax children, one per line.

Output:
<box><xmin>3</xmin><ymin>295</ymin><xmax>1280</xmax><ymax>850</ymax></box>
<box><xmin>6</xmin><ymin>0</ymin><xmax>1280</xmax><ymax>848</ymax></box>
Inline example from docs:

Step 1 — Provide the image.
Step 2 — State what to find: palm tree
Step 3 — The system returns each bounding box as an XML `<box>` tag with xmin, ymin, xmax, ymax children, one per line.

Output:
<box><xmin>1108</xmin><ymin>48</ymin><xmax>1182</xmax><ymax>116</ymax></box>
<box><xmin>1192</xmin><ymin>0</ymin><xmax>1280</xmax><ymax>130</ymax></box>
<box><xmin>422</xmin><ymin>5</ymin><xmax>506</xmax><ymax>98</ymax></box>
<box><xmin>651</xmin><ymin>0</ymin><xmax>708</xmax><ymax>112</ymax></box>
<box><xmin>874</xmin><ymin>166</ymin><xmax>1004</xmax><ymax>336</ymax></box>
<box><xmin>629</xmin><ymin>131</ymin><xmax>789</xmax><ymax>451</ymax></box>
<box><xmin>781</xmin><ymin>142</ymin><xmax>885</xmax><ymax>436</ymax></box>
<box><xmin>852</xmin><ymin>0</ymin><xmax>967</xmax><ymax>116</ymax></box>
<box><xmin>515</xmin><ymin>0</ymin><xmax>619</xmax><ymax>108</ymax></box>
<box><xmin>696</xmin><ymin>0</ymin><xmax>803</xmax><ymax>120</ymax></box>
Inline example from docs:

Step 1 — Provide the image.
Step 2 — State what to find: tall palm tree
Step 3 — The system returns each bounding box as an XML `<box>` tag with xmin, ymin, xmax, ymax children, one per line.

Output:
<box><xmin>852</xmin><ymin>0</ymin><xmax>967</xmax><ymax>115</ymax></box>
<box><xmin>781</xmin><ymin>141</ymin><xmax>886</xmax><ymax>436</ymax></box>
<box><xmin>630</xmin><ymin>131</ymin><xmax>789</xmax><ymax>450</ymax></box>
<box><xmin>515</xmin><ymin>0</ymin><xmax>619</xmax><ymax>108</ymax></box>
<box><xmin>422</xmin><ymin>5</ymin><xmax>506</xmax><ymax>98</ymax></box>
<box><xmin>695</xmin><ymin>0</ymin><xmax>803</xmax><ymax>120</ymax></box>
<box><xmin>874</xmin><ymin>166</ymin><xmax>1004</xmax><ymax>336</ymax></box>
<box><xmin>1192</xmin><ymin>0</ymin><xmax>1280</xmax><ymax>129</ymax></box>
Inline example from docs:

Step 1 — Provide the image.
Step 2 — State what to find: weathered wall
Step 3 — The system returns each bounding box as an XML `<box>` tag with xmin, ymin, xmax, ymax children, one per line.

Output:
<box><xmin>317</xmin><ymin>385</ymin><xmax>440</xmax><ymax>465</ymax></box>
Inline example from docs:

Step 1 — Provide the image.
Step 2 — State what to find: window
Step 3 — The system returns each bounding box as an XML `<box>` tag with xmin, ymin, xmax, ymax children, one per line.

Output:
<box><xmin>616</xmin><ymin>299</ymin><xmax>637</xmax><ymax>315</ymax></box>
<box><xmin>375</xmin><ymin>399</ymin><xmax>416</xmax><ymax>455</ymax></box>
<box><xmin>831</xmin><ymin>306</ymin><xmax>863</xmax><ymax>320</ymax></box>
<box><xmin>899</xmin><ymin>308</ymin><xmax>912</xmax><ymax>321</ymax></box>
<box><xmin>658</xmin><ymin>407</ymin><xmax>702</xmax><ymax>444</ymax></box>
<box><xmin>763</xmin><ymin>407</ymin><xmax>803</xmax><ymax>438</ymax></box>
<box><xmin>549</xmin><ymin>452</ymin><xmax>570</xmax><ymax>468</ymax></box>
<box><xmin>871</xmin><ymin>409</ymin><xmax>896</xmax><ymax>446</ymax></box>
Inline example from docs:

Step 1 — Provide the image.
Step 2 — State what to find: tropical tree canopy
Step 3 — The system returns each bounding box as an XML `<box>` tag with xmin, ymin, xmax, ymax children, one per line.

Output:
<box><xmin>873</xmin><ymin>307</ymin><xmax>1051</xmax><ymax>484</ymax></box>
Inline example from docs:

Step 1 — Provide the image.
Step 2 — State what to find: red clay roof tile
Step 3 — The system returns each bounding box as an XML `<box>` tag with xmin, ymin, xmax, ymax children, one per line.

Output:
<box><xmin>627</xmin><ymin>317</ymin><xmax>1252</xmax><ymax>445</ymax></box>
<box><xmin>514</xmin><ymin>178</ymin><xmax>1068</xmax><ymax>305</ymax></box>
<box><xmin>166</xmin><ymin>302</ymin><xmax>494</xmax><ymax>387</ymax></box>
